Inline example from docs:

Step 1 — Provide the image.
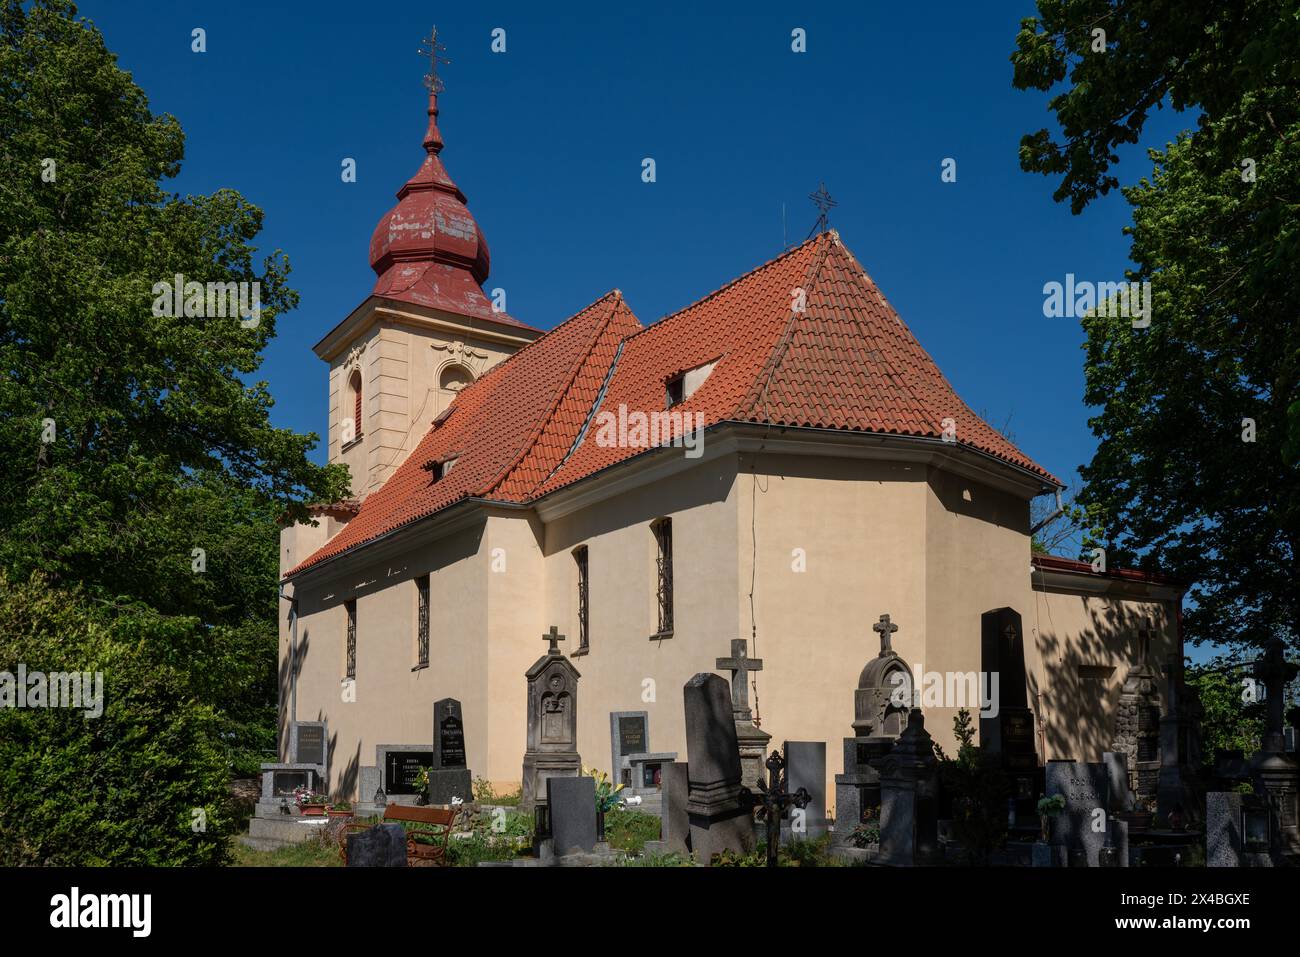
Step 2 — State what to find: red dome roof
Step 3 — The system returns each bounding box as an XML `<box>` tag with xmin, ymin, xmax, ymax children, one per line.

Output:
<box><xmin>368</xmin><ymin>92</ymin><xmax>510</xmax><ymax>322</ymax></box>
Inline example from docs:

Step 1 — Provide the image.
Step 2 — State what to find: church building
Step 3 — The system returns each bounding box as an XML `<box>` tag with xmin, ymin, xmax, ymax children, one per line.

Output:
<box><xmin>278</xmin><ymin>80</ymin><xmax>1186</xmax><ymax>807</ymax></box>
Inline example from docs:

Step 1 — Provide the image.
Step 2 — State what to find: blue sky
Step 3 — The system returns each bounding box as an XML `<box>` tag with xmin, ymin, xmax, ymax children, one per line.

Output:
<box><xmin>83</xmin><ymin>0</ymin><xmax>1192</xmax><ymax>508</ymax></box>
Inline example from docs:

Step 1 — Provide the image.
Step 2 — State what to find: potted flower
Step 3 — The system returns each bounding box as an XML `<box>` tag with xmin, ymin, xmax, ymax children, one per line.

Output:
<box><xmin>1036</xmin><ymin>794</ymin><xmax>1066</xmax><ymax>843</ymax></box>
<box><xmin>584</xmin><ymin>766</ymin><xmax>625</xmax><ymax>842</ymax></box>
<box><xmin>327</xmin><ymin>801</ymin><xmax>353</xmax><ymax>819</ymax></box>
<box><xmin>294</xmin><ymin>786</ymin><xmax>329</xmax><ymax>817</ymax></box>
<box><xmin>412</xmin><ymin>766</ymin><xmax>431</xmax><ymax>806</ymax></box>
<box><xmin>1117</xmin><ymin>797</ymin><xmax>1154</xmax><ymax>833</ymax></box>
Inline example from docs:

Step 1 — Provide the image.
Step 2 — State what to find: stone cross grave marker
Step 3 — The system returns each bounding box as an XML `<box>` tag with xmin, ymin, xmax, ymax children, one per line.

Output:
<box><xmin>873</xmin><ymin>614</ymin><xmax>898</xmax><ymax>656</ymax></box>
<box><xmin>715</xmin><ymin>639</ymin><xmax>762</xmax><ymax>723</ymax></box>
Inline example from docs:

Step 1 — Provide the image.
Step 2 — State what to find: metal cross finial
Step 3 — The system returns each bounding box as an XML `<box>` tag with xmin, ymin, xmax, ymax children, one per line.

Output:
<box><xmin>808</xmin><ymin>181</ymin><xmax>837</xmax><ymax>235</ymax></box>
<box><xmin>419</xmin><ymin>26</ymin><xmax>451</xmax><ymax>93</ymax></box>
<box><xmin>543</xmin><ymin>625</ymin><xmax>565</xmax><ymax>655</ymax></box>
<box><xmin>873</xmin><ymin>614</ymin><xmax>898</xmax><ymax>656</ymax></box>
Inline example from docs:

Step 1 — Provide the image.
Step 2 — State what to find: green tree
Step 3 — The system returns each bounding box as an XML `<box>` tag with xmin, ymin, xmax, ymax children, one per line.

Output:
<box><xmin>1185</xmin><ymin>657</ymin><xmax>1266</xmax><ymax>766</ymax></box>
<box><xmin>0</xmin><ymin>577</ymin><xmax>232</xmax><ymax>865</ymax></box>
<box><xmin>0</xmin><ymin>0</ymin><xmax>348</xmax><ymax>859</ymax></box>
<box><xmin>1012</xmin><ymin>1</ymin><xmax>1300</xmax><ymax>652</ymax></box>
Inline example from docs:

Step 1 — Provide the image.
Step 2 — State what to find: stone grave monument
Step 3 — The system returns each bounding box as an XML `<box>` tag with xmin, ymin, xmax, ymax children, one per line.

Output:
<box><xmin>428</xmin><ymin>697</ymin><xmax>473</xmax><ymax>805</ymax></box>
<box><xmin>833</xmin><ymin>613</ymin><xmax>912</xmax><ymax>843</ymax></box>
<box><xmin>521</xmin><ymin>626</ymin><xmax>582</xmax><ymax>820</ymax></box>
<box><xmin>877</xmin><ymin>709</ymin><xmax>940</xmax><ymax>866</ymax></box>
<box><xmin>782</xmin><ymin>741</ymin><xmax>828</xmax><ymax>840</ymax></box>
<box><xmin>683</xmin><ymin>672</ymin><xmax>755</xmax><ymax>863</ymax></box>
<box><xmin>715</xmin><ymin>639</ymin><xmax>770</xmax><ymax>792</ymax></box>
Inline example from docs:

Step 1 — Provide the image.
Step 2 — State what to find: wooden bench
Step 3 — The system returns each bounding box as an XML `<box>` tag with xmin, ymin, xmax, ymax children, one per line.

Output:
<box><xmin>339</xmin><ymin>805</ymin><xmax>458</xmax><ymax>866</ymax></box>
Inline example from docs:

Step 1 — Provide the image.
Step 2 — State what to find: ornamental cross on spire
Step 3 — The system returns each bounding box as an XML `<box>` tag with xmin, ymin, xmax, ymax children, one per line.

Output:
<box><xmin>873</xmin><ymin>613</ymin><xmax>898</xmax><ymax>656</ymax></box>
<box><xmin>808</xmin><ymin>181</ymin><xmax>837</xmax><ymax>235</ymax></box>
<box><xmin>419</xmin><ymin>26</ymin><xmax>451</xmax><ymax>93</ymax></box>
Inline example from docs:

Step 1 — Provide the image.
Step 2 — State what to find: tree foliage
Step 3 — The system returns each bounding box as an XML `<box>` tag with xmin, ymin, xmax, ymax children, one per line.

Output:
<box><xmin>0</xmin><ymin>0</ymin><xmax>349</xmax><ymax>860</ymax></box>
<box><xmin>1013</xmin><ymin>1</ymin><xmax>1300</xmax><ymax>651</ymax></box>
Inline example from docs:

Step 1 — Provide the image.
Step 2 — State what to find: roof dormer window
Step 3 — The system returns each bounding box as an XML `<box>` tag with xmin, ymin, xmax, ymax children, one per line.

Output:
<box><xmin>665</xmin><ymin>359</ymin><xmax>718</xmax><ymax>408</ymax></box>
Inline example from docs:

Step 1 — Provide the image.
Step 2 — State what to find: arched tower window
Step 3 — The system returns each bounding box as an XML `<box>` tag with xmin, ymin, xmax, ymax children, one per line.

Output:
<box><xmin>345</xmin><ymin>369</ymin><xmax>363</xmax><ymax>445</ymax></box>
<box><xmin>436</xmin><ymin>363</ymin><xmax>475</xmax><ymax>416</ymax></box>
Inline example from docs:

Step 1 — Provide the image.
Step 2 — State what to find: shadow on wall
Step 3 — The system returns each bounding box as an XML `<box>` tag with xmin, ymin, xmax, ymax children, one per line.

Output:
<box><xmin>277</xmin><ymin>626</ymin><xmax>312</xmax><ymax>761</ymax></box>
<box><xmin>330</xmin><ymin>722</ymin><xmax>359</xmax><ymax>802</ymax></box>
<box><xmin>1032</xmin><ymin>597</ymin><xmax>1165</xmax><ymax>763</ymax></box>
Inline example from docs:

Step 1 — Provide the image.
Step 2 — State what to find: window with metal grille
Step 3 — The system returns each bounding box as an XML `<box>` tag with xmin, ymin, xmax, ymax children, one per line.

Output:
<box><xmin>416</xmin><ymin>575</ymin><xmax>430</xmax><ymax>668</ymax></box>
<box><xmin>651</xmin><ymin>518</ymin><xmax>673</xmax><ymax>637</ymax></box>
<box><xmin>345</xmin><ymin>599</ymin><xmax>356</xmax><ymax>679</ymax></box>
<box><xmin>573</xmin><ymin>546</ymin><xmax>589</xmax><ymax>655</ymax></box>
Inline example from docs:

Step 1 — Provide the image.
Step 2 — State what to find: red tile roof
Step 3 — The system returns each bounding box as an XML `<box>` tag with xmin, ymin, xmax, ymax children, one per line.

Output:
<box><xmin>1031</xmin><ymin>554</ymin><xmax>1187</xmax><ymax>589</ymax></box>
<box><xmin>288</xmin><ymin>232</ymin><xmax>1059</xmax><ymax>577</ymax></box>
<box><xmin>289</xmin><ymin>291</ymin><xmax>640</xmax><ymax>574</ymax></box>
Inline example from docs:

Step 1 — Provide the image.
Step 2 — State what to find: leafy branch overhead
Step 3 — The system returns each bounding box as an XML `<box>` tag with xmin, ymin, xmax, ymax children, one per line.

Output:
<box><xmin>1014</xmin><ymin>0</ymin><xmax>1300</xmax><ymax>653</ymax></box>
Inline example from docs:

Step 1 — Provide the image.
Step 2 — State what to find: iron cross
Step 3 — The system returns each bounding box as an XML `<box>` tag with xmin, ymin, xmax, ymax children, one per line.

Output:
<box><xmin>716</xmin><ymin>639</ymin><xmax>763</xmax><ymax>719</ymax></box>
<box><xmin>808</xmin><ymin>181</ymin><xmax>837</xmax><ymax>234</ymax></box>
<box><xmin>873</xmin><ymin>613</ymin><xmax>898</xmax><ymax>655</ymax></box>
<box><xmin>543</xmin><ymin>625</ymin><xmax>565</xmax><ymax>655</ymax></box>
<box><xmin>419</xmin><ymin>26</ymin><xmax>451</xmax><ymax>93</ymax></box>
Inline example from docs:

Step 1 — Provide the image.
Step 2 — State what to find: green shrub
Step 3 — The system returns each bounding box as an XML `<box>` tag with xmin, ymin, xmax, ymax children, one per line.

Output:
<box><xmin>0</xmin><ymin>578</ymin><xmax>234</xmax><ymax>865</ymax></box>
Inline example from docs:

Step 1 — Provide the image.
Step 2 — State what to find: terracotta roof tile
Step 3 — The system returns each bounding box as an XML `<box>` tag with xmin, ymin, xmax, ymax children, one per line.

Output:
<box><xmin>288</xmin><ymin>232</ymin><xmax>1058</xmax><ymax>577</ymax></box>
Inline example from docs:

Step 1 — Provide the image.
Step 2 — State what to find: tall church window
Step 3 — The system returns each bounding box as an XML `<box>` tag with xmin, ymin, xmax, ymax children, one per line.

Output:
<box><xmin>416</xmin><ymin>575</ymin><xmax>430</xmax><ymax>668</ymax></box>
<box><xmin>345</xmin><ymin>599</ymin><xmax>357</xmax><ymax>679</ymax></box>
<box><xmin>651</xmin><ymin>518</ymin><xmax>673</xmax><ymax>638</ymax></box>
<box><xmin>573</xmin><ymin>546</ymin><xmax>589</xmax><ymax>655</ymax></box>
<box><xmin>345</xmin><ymin>369</ymin><xmax>363</xmax><ymax>446</ymax></box>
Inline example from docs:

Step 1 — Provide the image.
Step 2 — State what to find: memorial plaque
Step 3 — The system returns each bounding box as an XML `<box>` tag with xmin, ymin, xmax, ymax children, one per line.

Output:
<box><xmin>272</xmin><ymin>770</ymin><xmax>308</xmax><ymax>795</ymax></box>
<box><xmin>384</xmin><ymin>751</ymin><xmax>433</xmax><ymax>795</ymax></box>
<box><xmin>619</xmin><ymin>716</ymin><xmax>647</xmax><ymax>755</ymax></box>
<box><xmin>609</xmin><ymin>711</ymin><xmax>649</xmax><ymax>787</ymax></box>
<box><xmin>439</xmin><ymin>714</ymin><xmax>466</xmax><ymax>768</ymax></box>
<box><xmin>295</xmin><ymin>724</ymin><xmax>325</xmax><ymax>766</ymax></box>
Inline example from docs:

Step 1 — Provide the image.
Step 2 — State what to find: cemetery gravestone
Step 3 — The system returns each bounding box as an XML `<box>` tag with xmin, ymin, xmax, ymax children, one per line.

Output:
<box><xmin>375</xmin><ymin>744</ymin><xmax>434</xmax><ymax>803</ymax></box>
<box><xmin>346</xmin><ymin>823</ymin><xmax>408</xmax><ymax>867</ymax></box>
<box><xmin>980</xmin><ymin>608</ymin><xmax>1038</xmax><ymax>815</ymax></box>
<box><xmin>683</xmin><ymin>672</ymin><xmax>755</xmax><ymax>864</ymax></box>
<box><xmin>834</xmin><ymin>613</ymin><xmax>912</xmax><ymax>844</ymax></box>
<box><xmin>609</xmin><ymin>711</ymin><xmax>649</xmax><ymax>786</ymax></box>
<box><xmin>521</xmin><ymin>627</ymin><xmax>582</xmax><ymax>815</ymax></box>
<box><xmin>661</xmin><ymin>761</ymin><xmax>691</xmax><ymax>855</ymax></box>
<box><xmin>547</xmin><ymin>776</ymin><xmax>599</xmax><ymax>855</ymax></box>
<box><xmin>1045</xmin><ymin>759</ymin><xmax>1110</xmax><ymax>867</ymax></box>
<box><xmin>716</xmin><ymin>640</ymin><xmax>770</xmax><ymax>791</ymax></box>
<box><xmin>877</xmin><ymin>709</ymin><xmax>939</xmax><ymax>866</ymax></box>
<box><xmin>428</xmin><ymin>697</ymin><xmax>473</xmax><ymax>805</ymax></box>
<box><xmin>783</xmin><ymin>741</ymin><xmax>828</xmax><ymax>840</ymax></box>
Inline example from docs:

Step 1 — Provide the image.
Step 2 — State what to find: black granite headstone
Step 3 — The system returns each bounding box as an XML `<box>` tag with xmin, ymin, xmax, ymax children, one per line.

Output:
<box><xmin>346</xmin><ymin>824</ymin><xmax>407</xmax><ymax>867</ymax></box>
<box><xmin>385</xmin><ymin>751</ymin><xmax>433</xmax><ymax>795</ymax></box>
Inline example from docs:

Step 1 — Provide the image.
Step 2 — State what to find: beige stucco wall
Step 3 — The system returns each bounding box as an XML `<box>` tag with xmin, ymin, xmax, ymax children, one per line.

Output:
<box><xmin>1027</xmin><ymin>585</ymin><xmax>1178</xmax><ymax>763</ymax></box>
<box><xmin>278</xmin><ymin>443</ymin><xmax>1182</xmax><ymax>821</ymax></box>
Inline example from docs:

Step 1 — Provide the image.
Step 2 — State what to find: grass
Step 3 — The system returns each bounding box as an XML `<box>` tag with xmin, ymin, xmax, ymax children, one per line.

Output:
<box><xmin>231</xmin><ymin>838</ymin><xmax>342</xmax><ymax>867</ymax></box>
<box><xmin>605</xmin><ymin>808</ymin><xmax>660</xmax><ymax>854</ymax></box>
